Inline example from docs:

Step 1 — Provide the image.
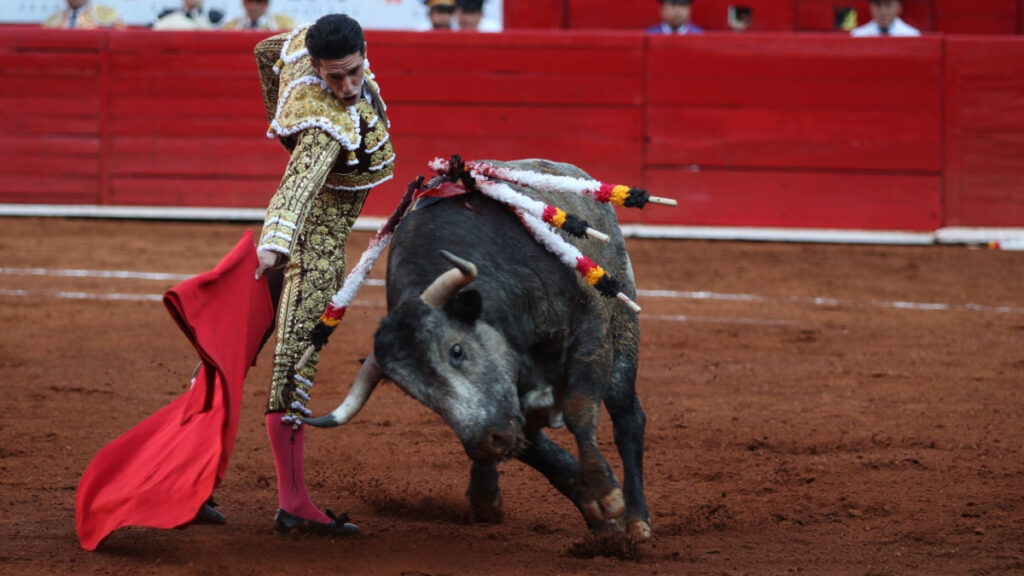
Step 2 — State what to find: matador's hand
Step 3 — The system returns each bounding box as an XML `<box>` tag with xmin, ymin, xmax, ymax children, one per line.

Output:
<box><xmin>255</xmin><ymin>249</ymin><xmax>282</xmax><ymax>280</ymax></box>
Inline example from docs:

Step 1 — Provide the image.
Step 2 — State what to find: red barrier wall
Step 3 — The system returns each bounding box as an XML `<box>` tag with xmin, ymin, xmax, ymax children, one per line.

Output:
<box><xmin>934</xmin><ymin>0</ymin><xmax>1019</xmax><ymax>34</ymax></box>
<box><xmin>105</xmin><ymin>31</ymin><xmax>282</xmax><ymax>208</ymax></box>
<box><xmin>2</xmin><ymin>29</ymin><xmax>1023</xmax><ymax>230</ymax></box>
<box><xmin>943</xmin><ymin>36</ymin><xmax>1024</xmax><ymax>225</ymax></box>
<box><xmin>644</xmin><ymin>34</ymin><xmax>943</xmax><ymax>229</ymax></box>
<box><xmin>1</xmin><ymin>29</ymin><xmax>106</xmax><ymax>205</ymax></box>
<box><xmin>504</xmin><ymin>0</ymin><xmax>565</xmax><ymax>29</ymax></box>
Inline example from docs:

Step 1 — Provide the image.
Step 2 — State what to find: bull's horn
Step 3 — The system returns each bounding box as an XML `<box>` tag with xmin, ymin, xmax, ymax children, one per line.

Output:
<box><xmin>420</xmin><ymin>250</ymin><xmax>478</xmax><ymax>309</ymax></box>
<box><xmin>303</xmin><ymin>351</ymin><xmax>382</xmax><ymax>427</ymax></box>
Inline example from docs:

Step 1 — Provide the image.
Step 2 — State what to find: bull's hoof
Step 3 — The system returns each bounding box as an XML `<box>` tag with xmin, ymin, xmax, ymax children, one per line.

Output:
<box><xmin>628</xmin><ymin>520</ymin><xmax>652</xmax><ymax>541</ymax></box>
<box><xmin>469</xmin><ymin>495</ymin><xmax>504</xmax><ymax>524</ymax></box>
<box><xmin>581</xmin><ymin>488</ymin><xmax>626</xmax><ymax>523</ymax></box>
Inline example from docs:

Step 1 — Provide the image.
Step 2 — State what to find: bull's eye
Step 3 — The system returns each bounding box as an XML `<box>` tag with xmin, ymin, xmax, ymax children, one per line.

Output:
<box><xmin>449</xmin><ymin>343</ymin><xmax>465</xmax><ymax>367</ymax></box>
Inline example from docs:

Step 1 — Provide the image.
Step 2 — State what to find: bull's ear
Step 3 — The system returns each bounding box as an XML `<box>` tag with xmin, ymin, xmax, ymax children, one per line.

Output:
<box><xmin>447</xmin><ymin>289</ymin><xmax>482</xmax><ymax>324</ymax></box>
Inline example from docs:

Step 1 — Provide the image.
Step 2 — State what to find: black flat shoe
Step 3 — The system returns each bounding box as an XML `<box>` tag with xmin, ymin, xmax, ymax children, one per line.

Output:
<box><xmin>273</xmin><ymin>509</ymin><xmax>360</xmax><ymax>537</ymax></box>
<box><xmin>193</xmin><ymin>497</ymin><xmax>226</xmax><ymax>525</ymax></box>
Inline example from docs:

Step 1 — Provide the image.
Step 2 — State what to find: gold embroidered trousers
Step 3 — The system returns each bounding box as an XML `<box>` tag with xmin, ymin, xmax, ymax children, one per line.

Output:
<box><xmin>266</xmin><ymin>184</ymin><xmax>368</xmax><ymax>413</ymax></box>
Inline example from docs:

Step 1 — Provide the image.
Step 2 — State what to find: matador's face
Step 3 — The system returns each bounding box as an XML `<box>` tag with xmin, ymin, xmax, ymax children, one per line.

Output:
<box><xmin>312</xmin><ymin>52</ymin><xmax>365</xmax><ymax>108</ymax></box>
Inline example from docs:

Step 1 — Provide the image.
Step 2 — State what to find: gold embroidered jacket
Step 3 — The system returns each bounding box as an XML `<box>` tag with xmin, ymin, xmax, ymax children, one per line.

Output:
<box><xmin>255</xmin><ymin>26</ymin><xmax>395</xmax><ymax>257</ymax></box>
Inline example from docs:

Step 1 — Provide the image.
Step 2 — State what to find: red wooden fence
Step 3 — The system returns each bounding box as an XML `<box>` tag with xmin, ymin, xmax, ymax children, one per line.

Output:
<box><xmin>1</xmin><ymin>29</ymin><xmax>1022</xmax><ymax>229</ymax></box>
<box><xmin>644</xmin><ymin>33</ymin><xmax>944</xmax><ymax>229</ymax></box>
<box><xmin>943</xmin><ymin>36</ymin><xmax>1024</xmax><ymax>226</ymax></box>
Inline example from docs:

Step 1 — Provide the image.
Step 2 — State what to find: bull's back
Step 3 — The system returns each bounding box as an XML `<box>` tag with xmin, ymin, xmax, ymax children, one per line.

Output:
<box><xmin>483</xmin><ymin>159</ymin><xmax>632</xmax><ymax>290</ymax></box>
<box><xmin>386</xmin><ymin>159</ymin><xmax>635</xmax><ymax>341</ymax></box>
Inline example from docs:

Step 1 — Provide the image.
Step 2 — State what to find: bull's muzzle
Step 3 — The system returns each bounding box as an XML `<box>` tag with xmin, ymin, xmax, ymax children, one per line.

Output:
<box><xmin>465</xmin><ymin>421</ymin><xmax>525</xmax><ymax>463</ymax></box>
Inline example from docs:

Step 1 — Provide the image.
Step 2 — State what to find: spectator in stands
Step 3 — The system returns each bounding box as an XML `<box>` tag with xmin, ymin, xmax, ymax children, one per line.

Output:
<box><xmin>455</xmin><ymin>0</ymin><xmax>503</xmax><ymax>32</ymax></box>
<box><xmin>152</xmin><ymin>0</ymin><xmax>225</xmax><ymax>30</ymax></box>
<box><xmin>222</xmin><ymin>0</ymin><xmax>295</xmax><ymax>31</ymax></box>
<box><xmin>647</xmin><ymin>0</ymin><xmax>704</xmax><ymax>35</ymax></box>
<box><xmin>43</xmin><ymin>0</ymin><xmax>124</xmax><ymax>29</ymax></box>
<box><xmin>850</xmin><ymin>0</ymin><xmax>920</xmax><ymax>37</ymax></box>
<box><xmin>728</xmin><ymin>6</ymin><xmax>752</xmax><ymax>32</ymax></box>
<box><xmin>420</xmin><ymin>0</ymin><xmax>456</xmax><ymax>31</ymax></box>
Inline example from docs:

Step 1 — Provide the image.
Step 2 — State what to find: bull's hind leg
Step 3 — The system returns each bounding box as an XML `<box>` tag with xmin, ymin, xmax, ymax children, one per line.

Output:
<box><xmin>606</xmin><ymin>312</ymin><xmax>651</xmax><ymax>539</ymax></box>
<box><xmin>605</xmin><ymin>373</ymin><xmax>650</xmax><ymax>540</ymax></box>
<box><xmin>466</xmin><ymin>462</ymin><xmax>503</xmax><ymax>523</ymax></box>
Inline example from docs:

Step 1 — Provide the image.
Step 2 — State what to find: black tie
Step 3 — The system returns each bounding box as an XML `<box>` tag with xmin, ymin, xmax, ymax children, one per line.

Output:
<box><xmin>68</xmin><ymin>8</ymin><xmax>78</xmax><ymax>28</ymax></box>
<box><xmin>879</xmin><ymin>27</ymin><xmax>890</xmax><ymax>36</ymax></box>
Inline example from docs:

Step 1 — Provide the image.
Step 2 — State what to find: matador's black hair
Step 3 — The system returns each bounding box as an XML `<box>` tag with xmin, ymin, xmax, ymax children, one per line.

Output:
<box><xmin>307</xmin><ymin>14</ymin><xmax>365</xmax><ymax>61</ymax></box>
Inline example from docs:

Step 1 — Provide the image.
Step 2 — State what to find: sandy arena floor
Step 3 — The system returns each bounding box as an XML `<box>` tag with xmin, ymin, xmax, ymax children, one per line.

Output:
<box><xmin>1</xmin><ymin>216</ymin><xmax>1022</xmax><ymax>575</ymax></box>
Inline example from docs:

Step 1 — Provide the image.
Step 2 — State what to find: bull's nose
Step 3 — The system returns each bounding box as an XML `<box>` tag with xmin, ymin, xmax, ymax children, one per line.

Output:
<box><xmin>469</xmin><ymin>427</ymin><xmax>518</xmax><ymax>463</ymax></box>
<box><xmin>488</xmin><ymin>430</ymin><xmax>514</xmax><ymax>453</ymax></box>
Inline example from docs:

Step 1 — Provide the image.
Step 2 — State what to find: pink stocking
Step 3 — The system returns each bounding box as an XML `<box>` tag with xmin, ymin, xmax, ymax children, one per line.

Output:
<box><xmin>266</xmin><ymin>413</ymin><xmax>331</xmax><ymax>523</ymax></box>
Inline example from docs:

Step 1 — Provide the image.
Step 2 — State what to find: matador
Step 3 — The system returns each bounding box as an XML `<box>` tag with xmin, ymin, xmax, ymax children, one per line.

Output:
<box><xmin>253</xmin><ymin>13</ymin><xmax>395</xmax><ymax>536</ymax></box>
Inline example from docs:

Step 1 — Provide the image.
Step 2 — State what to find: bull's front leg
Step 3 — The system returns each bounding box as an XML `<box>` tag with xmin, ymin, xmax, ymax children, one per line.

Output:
<box><xmin>466</xmin><ymin>461</ymin><xmax>503</xmax><ymax>523</ymax></box>
<box><xmin>563</xmin><ymin>390</ymin><xmax>625</xmax><ymax>530</ymax></box>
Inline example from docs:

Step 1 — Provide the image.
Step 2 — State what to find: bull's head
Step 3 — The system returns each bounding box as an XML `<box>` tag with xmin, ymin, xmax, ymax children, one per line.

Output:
<box><xmin>306</xmin><ymin>251</ymin><xmax>525</xmax><ymax>464</ymax></box>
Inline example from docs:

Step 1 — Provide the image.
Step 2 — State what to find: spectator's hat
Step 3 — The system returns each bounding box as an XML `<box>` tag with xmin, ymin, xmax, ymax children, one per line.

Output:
<box><xmin>457</xmin><ymin>0</ymin><xmax>485</xmax><ymax>10</ymax></box>
<box><xmin>425</xmin><ymin>0</ymin><xmax>457</xmax><ymax>7</ymax></box>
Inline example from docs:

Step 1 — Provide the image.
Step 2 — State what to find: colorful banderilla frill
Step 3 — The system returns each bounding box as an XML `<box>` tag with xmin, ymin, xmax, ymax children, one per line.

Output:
<box><xmin>429</xmin><ymin>157</ymin><xmax>678</xmax><ymax>209</ymax></box>
<box><xmin>517</xmin><ymin>210</ymin><xmax>641</xmax><ymax>313</ymax></box>
<box><xmin>437</xmin><ymin>155</ymin><xmax>647</xmax><ymax>312</ymax></box>
<box><xmin>473</xmin><ymin>176</ymin><xmax>611</xmax><ymax>242</ymax></box>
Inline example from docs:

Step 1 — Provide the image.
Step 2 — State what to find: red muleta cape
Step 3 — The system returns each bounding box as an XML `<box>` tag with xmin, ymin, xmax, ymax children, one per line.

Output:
<box><xmin>75</xmin><ymin>232</ymin><xmax>274</xmax><ymax>550</ymax></box>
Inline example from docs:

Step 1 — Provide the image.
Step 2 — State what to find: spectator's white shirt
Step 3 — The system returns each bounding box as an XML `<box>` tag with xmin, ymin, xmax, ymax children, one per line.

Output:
<box><xmin>473</xmin><ymin>17</ymin><xmax>503</xmax><ymax>32</ymax></box>
<box><xmin>850</xmin><ymin>17</ymin><xmax>920</xmax><ymax>37</ymax></box>
<box><xmin>453</xmin><ymin>17</ymin><xmax>503</xmax><ymax>32</ymax></box>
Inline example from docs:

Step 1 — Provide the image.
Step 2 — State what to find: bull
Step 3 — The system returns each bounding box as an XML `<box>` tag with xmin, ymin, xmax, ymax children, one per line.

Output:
<box><xmin>307</xmin><ymin>159</ymin><xmax>650</xmax><ymax>539</ymax></box>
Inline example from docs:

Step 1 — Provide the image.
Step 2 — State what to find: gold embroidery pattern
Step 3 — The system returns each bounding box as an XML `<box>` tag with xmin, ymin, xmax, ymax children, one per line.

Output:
<box><xmin>271</xmin><ymin>84</ymin><xmax>362</xmax><ymax>151</ymax></box>
<box><xmin>256</xmin><ymin>34</ymin><xmax>287</xmax><ymax>126</ymax></box>
<box><xmin>268</xmin><ymin>187</ymin><xmax>369</xmax><ymax>413</ymax></box>
<box><xmin>260</xmin><ymin>130</ymin><xmax>342</xmax><ymax>255</ymax></box>
<box><xmin>363</xmin><ymin>120</ymin><xmax>385</xmax><ymax>155</ymax></box>
<box><xmin>282</xmin><ymin>27</ymin><xmax>309</xmax><ymax>61</ymax></box>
